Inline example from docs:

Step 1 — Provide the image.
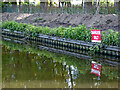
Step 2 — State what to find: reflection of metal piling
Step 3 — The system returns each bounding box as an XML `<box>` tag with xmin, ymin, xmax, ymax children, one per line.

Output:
<box><xmin>2</xmin><ymin>29</ymin><xmax>120</xmax><ymax>57</ymax></box>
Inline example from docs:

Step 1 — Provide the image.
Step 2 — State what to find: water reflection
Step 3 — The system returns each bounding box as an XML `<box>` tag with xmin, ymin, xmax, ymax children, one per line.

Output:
<box><xmin>2</xmin><ymin>40</ymin><xmax>119</xmax><ymax>88</ymax></box>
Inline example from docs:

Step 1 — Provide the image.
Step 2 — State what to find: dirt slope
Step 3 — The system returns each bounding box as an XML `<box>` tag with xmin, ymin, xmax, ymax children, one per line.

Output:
<box><xmin>1</xmin><ymin>13</ymin><xmax>120</xmax><ymax>32</ymax></box>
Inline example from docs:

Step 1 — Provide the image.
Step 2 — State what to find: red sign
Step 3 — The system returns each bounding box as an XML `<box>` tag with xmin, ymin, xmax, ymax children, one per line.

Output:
<box><xmin>91</xmin><ymin>30</ymin><xmax>101</xmax><ymax>42</ymax></box>
<box><xmin>91</xmin><ymin>61</ymin><xmax>101</xmax><ymax>76</ymax></box>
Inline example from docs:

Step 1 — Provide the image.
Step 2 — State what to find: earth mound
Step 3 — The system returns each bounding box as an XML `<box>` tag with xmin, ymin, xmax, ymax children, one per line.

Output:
<box><xmin>1</xmin><ymin>13</ymin><xmax>120</xmax><ymax>32</ymax></box>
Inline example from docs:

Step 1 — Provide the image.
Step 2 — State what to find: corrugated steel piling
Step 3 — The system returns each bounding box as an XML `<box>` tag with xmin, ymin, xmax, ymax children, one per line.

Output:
<box><xmin>2</xmin><ymin>29</ymin><xmax>120</xmax><ymax>57</ymax></box>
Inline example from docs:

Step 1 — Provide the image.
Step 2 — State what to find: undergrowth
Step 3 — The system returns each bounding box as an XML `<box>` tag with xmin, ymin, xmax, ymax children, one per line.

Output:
<box><xmin>2</xmin><ymin>21</ymin><xmax>120</xmax><ymax>47</ymax></box>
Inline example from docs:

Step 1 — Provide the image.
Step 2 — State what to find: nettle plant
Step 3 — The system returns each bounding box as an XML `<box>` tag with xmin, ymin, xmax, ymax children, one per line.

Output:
<box><xmin>2</xmin><ymin>21</ymin><xmax>120</xmax><ymax>47</ymax></box>
<box><xmin>101</xmin><ymin>29</ymin><xmax>120</xmax><ymax>47</ymax></box>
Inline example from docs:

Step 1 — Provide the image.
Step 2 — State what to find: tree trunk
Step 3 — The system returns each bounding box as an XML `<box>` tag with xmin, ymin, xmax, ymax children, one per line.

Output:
<box><xmin>59</xmin><ymin>0</ymin><xmax>61</xmax><ymax>8</ymax></box>
<box><xmin>40</xmin><ymin>0</ymin><xmax>48</xmax><ymax>12</ymax></box>
<box><xmin>115</xmin><ymin>1</ymin><xmax>120</xmax><ymax>12</ymax></box>
<box><xmin>84</xmin><ymin>0</ymin><xmax>92</xmax><ymax>14</ymax></box>
<box><xmin>107</xmin><ymin>0</ymin><xmax>109</xmax><ymax>14</ymax></box>
<box><xmin>96</xmin><ymin>0</ymin><xmax>100</xmax><ymax>14</ymax></box>
<box><xmin>50</xmin><ymin>0</ymin><xmax>52</xmax><ymax>7</ymax></box>
<box><xmin>82</xmin><ymin>0</ymin><xmax>84</xmax><ymax>14</ymax></box>
<box><xmin>67</xmin><ymin>1</ymin><xmax>71</xmax><ymax>7</ymax></box>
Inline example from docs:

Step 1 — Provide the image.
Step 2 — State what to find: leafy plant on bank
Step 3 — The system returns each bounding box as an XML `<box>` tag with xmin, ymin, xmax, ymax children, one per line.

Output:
<box><xmin>2</xmin><ymin>21</ymin><xmax>120</xmax><ymax>47</ymax></box>
<box><xmin>89</xmin><ymin>43</ymin><xmax>103</xmax><ymax>55</ymax></box>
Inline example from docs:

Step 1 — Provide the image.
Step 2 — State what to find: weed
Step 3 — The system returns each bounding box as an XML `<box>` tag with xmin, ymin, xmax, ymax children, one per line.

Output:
<box><xmin>34</xmin><ymin>17</ymin><xmax>43</xmax><ymax>22</ymax></box>
<box><xmin>67</xmin><ymin>20</ymin><xmax>70</xmax><ymax>23</ymax></box>
<box><xmin>24</xmin><ymin>17</ymin><xmax>28</xmax><ymax>20</ymax></box>
<box><xmin>38</xmin><ymin>17</ymin><xmax>43</xmax><ymax>20</ymax></box>
<box><xmin>34</xmin><ymin>18</ymin><xmax>38</xmax><ymax>22</ymax></box>
<box><xmin>42</xmin><ymin>20</ymin><xmax>46</xmax><ymax>22</ymax></box>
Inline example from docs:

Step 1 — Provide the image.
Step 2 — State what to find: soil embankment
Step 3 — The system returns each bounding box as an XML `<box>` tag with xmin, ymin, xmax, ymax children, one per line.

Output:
<box><xmin>1</xmin><ymin>13</ymin><xmax>120</xmax><ymax>32</ymax></box>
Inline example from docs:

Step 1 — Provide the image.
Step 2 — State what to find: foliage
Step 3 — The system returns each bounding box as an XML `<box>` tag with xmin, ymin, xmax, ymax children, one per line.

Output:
<box><xmin>2</xmin><ymin>21</ymin><xmax>120</xmax><ymax>47</ymax></box>
<box><xmin>0</xmin><ymin>2</ymin><xmax>3</xmax><ymax>8</ymax></box>
<box><xmin>34</xmin><ymin>17</ymin><xmax>43</xmax><ymax>22</ymax></box>
<box><xmin>0</xmin><ymin>21</ymin><xmax>2</xmax><ymax>27</ymax></box>
<box><xmin>101</xmin><ymin>29</ymin><xmax>120</xmax><ymax>47</ymax></box>
<box><xmin>89</xmin><ymin>43</ymin><xmax>103</xmax><ymax>55</ymax></box>
<box><xmin>1</xmin><ymin>1</ymin><xmax>120</xmax><ymax>15</ymax></box>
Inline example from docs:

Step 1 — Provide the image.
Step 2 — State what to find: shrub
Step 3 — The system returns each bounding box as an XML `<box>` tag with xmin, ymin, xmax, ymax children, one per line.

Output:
<box><xmin>2</xmin><ymin>21</ymin><xmax>119</xmax><ymax>47</ymax></box>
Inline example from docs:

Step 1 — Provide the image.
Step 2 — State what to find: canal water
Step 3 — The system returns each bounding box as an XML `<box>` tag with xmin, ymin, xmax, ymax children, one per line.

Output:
<box><xmin>2</xmin><ymin>40</ymin><xmax>119</xmax><ymax>88</ymax></box>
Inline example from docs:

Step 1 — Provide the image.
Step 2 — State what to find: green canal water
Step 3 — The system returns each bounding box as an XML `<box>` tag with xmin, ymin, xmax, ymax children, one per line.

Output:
<box><xmin>2</xmin><ymin>40</ymin><xmax>119</xmax><ymax>88</ymax></box>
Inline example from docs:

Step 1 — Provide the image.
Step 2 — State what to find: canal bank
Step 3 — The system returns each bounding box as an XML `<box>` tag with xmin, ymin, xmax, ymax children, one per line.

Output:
<box><xmin>2</xmin><ymin>33</ymin><xmax>119</xmax><ymax>65</ymax></box>
<box><xmin>2</xmin><ymin>28</ymin><xmax>120</xmax><ymax>57</ymax></box>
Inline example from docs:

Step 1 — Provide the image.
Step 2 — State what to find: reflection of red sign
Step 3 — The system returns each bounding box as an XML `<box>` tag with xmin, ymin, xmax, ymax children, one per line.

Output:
<box><xmin>91</xmin><ymin>30</ymin><xmax>101</xmax><ymax>42</ymax></box>
<box><xmin>91</xmin><ymin>61</ymin><xmax>101</xmax><ymax>76</ymax></box>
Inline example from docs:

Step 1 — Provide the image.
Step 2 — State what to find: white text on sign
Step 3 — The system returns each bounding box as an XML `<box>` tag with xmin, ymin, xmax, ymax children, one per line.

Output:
<box><xmin>91</xmin><ymin>31</ymin><xmax>101</xmax><ymax>34</ymax></box>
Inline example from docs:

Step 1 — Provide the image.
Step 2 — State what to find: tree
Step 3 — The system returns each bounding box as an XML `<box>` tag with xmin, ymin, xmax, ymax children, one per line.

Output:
<box><xmin>66</xmin><ymin>0</ymin><xmax>71</xmax><ymax>7</ymax></box>
<box><xmin>40</xmin><ymin>0</ymin><xmax>48</xmax><ymax>12</ymax></box>
<box><xmin>114</xmin><ymin>0</ymin><xmax>120</xmax><ymax>13</ymax></box>
<box><xmin>59</xmin><ymin>0</ymin><xmax>65</xmax><ymax>7</ymax></box>
<box><xmin>107</xmin><ymin>0</ymin><xmax>109</xmax><ymax>14</ymax></box>
<box><xmin>96</xmin><ymin>0</ymin><xmax>100</xmax><ymax>14</ymax></box>
<box><xmin>84</xmin><ymin>0</ymin><xmax>93</xmax><ymax>13</ymax></box>
<box><xmin>50</xmin><ymin>0</ymin><xmax>52</xmax><ymax>7</ymax></box>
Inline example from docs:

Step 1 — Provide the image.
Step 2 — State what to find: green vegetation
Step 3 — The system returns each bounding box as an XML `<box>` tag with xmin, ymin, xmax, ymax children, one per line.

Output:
<box><xmin>1</xmin><ymin>1</ymin><xmax>120</xmax><ymax>15</ymax></box>
<box><xmin>0</xmin><ymin>41</ymin><xmax>2</xmax><ymax>44</ymax></box>
<box><xmin>2</xmin><ymin>21</ymin><xmax>120</xmax><ymax>47</ymax></box>
<box><xmin>67</xmin><ymin>20</ymin><xmax>70</xmax><ymax>23</ymax></box>
<box><xmin>89</xmin><ymin>43</ymin><xmax>102</xmax><ymax>55</ymax></box>
<box><xmin>0</xmin><ymin>21</ymin><xmax>2</xmax><ymax>27</ymax></box>
<box><xmin>24</xmin><ymin>17</ymin><xmax>28</xmax><ymax>20</ymax></box>
<box><xmin>34</xmin><ymin>18</ymin><xmax>38</xmax><ymax>22</ymax></box>
<box><xmin>34</xmin><ymin>17</ymin><xmax>43</xmax><ymax>22</ymax></box>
